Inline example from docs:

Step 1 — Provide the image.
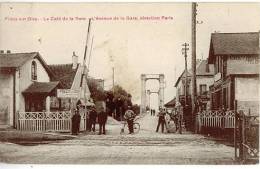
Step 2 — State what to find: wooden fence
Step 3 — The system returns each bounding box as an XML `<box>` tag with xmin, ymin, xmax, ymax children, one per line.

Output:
<box><xmin>18</xmin><ymin>111</ymin><xmax>88</xmax><ymax>132</ymax></box>
<box><xmin>197</xmin><ymin>110</ymin><xmax>235</xmax><ymax>129</ymax></box>
<box><xmin>234</xmin><ymin>110</ymin><xmax>259</xmax><ymax>163</ymax></box>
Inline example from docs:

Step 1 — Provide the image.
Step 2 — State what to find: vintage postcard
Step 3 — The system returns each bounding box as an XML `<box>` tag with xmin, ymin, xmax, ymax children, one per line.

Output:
<box><xmin>0</xmin><ymin>1</ymin><xmax>259</xmax><ymax>165</ymax></box>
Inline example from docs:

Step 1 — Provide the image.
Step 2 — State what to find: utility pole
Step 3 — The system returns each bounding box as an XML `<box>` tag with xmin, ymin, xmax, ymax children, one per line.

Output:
<box><xmin>112</xmin><ymin>67</ymin><xmax>115</xmax><ymax>93</ymax></box>
<box><xmin>182</xmin><ymin>43</ymin><xmax>189</xmax><ymax>107</ymax></box>
<box><xmin>110</xmin><ymin>55</ymin><xmax>115</xmax><ymax>94</ymax></box>
<box><xmin>110</xmin><ymin>55</ymin><xmax>115</xmax><ymax>118</ymax></box>
<box><xmin>191</xmin><ymin>2</ymin><xmax>197</xmax><ymax>132</ymax></box>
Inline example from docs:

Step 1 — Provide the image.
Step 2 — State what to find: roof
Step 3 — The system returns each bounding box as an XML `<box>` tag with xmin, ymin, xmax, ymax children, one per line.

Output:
<box><xmin>174</xmin><ymin>60</ymin><xmax>214</xmax><ymax>87</ymax></box>
<box><xmin>208</xmin><ymin>32</ymin><xmax>260</xmax><ymax>63</ymax></box>
<box><xmin>23</xmin><ymin>81</ymin><xmax>60</xmax><ymax>94</ymax></box>
<box><xmin>164</xmin><ymin>98</ymin><xmax>176</xmax><ymax>108</ymax></box>
<box><xmin>196</xmin><ymin>60</ymin><xmax>214</xmax><ymax>76</ymax></box>
<box><xmin>0</xmin><ymin>52</ymin><xmax>38</xmax><ymax>68</ymax></box>
<box><xmin>0</xmin><ymin>52</ymin><xmax>54</xmax><ymax>77</ymax></box>
<box><xmin>48</xmin><ymin>64</ymin><xmax>79</xmax><ymax>89</ymax></box>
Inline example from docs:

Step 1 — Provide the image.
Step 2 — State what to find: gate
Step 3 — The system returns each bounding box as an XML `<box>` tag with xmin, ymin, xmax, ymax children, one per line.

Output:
<box><xmin>18</xmin><ymin>110</ymin><xmax>88</xmax><ymax>132</ymax></box>
<box><xmin>234</xmin><ymin>110</ymin><xmax>259</xmax><ymax>163</ymax></box>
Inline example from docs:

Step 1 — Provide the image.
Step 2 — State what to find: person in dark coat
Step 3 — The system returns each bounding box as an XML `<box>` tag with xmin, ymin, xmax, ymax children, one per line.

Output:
<box><xmin>97</xmin><ymin>107</ymin><xmax>107</xmax><ymax>135</ymax></box>
<box><xmin>72</xmin><ymin>108</ymin><xmax>81</xmax><ymax>135</ymax></box>
<box><xmin>89</xmin><ymin>106</ymin><xmax>97</xmax><ymax>132</ymax></box>
<box><xmin>156</xmin><ymin>107</ymin><xmax>166</xmax><ymax>133</ymax></box>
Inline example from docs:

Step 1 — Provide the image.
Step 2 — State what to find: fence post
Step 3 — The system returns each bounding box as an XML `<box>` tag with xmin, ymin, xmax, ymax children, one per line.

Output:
<box><xmin>198</xmin><ymin>112</ymin><xmax>201</xmax><ymax>133</ymax></box>
<box><xmin>238</xmin><ymin>110</ymin><xmax>243</xmax><ymax>161</ymax></box>
<box><xmin>242</xmin><ymin>111</ymin><xmax>246</xmax><ymax>162</ymax></box>
<box><xmin>234</xmin><ymin>100</ymin><xmax>237</xmax><ymax>160</ymax></box>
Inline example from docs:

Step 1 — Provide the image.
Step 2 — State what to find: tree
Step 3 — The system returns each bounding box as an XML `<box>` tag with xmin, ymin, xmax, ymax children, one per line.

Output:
<box><xmin>108</xmin><ymin>85</ymin><xmax>133</xmax><ymax>120</ymax></box>
<box><xmin>87</xmin><ymin>78</ymin><xmax>106</xmax><ymax>102</ymax></box>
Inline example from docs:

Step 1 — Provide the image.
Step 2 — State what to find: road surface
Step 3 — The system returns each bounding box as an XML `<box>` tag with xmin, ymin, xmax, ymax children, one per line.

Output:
<box><xmin>0</xmin><ymin>114</ymin><xmax>236</xmax><ymax>164</ymax></box>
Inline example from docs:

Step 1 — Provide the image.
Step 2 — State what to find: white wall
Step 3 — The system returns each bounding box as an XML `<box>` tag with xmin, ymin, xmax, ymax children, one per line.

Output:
<box><xmin>18</xmin><ymin>57</ymin><xmax>50</xmax><ymax>112</ymax></box>
<box><xmin>196</xmin><ymin>76</ymin><xmax>214</xmax><ymax>94</ymax></box>
<box><xmin>235</xmin><ymin>77</ymin><xmax>259</xmax><ymax>101</ymax></box>
<box><xmin>235</xmin><ymin>77</ymin><xmax>260</xmax><ymax>116</ymax></box>
<box><xmin>71</xmin><ymin>65</ymin><xmax>91</xmax><ymax>100</ymax></box>
<box><xmin>176</xmin><ymin>76</ymin><xmax>214</xmax><ymax>98</ymax></box>
<box><xmin>0</xmin><ymin>72</ymin><xmax>13</xmax><ymax>125</ymax></box>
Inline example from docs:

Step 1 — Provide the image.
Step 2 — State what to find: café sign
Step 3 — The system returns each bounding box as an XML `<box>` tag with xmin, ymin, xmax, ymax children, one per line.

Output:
<box><xmin>57</xmin><ymin>89</ymin><xmax>79</xmax><ymax>98</ymax></box>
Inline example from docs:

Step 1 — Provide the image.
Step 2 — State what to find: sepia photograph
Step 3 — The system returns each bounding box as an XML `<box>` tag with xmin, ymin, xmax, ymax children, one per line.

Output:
<box><xmin>0</xmin><ymin>1</ymin><xmax>259</xmax><ymax>165</ymax></box>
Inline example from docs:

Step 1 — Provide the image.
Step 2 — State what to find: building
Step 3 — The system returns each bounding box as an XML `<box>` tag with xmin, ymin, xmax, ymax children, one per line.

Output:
<box><xmin>174</xmin><ymin>59</ymin><xmax>215</xmax><ymax>109</ymax></box>
<box><xmin>164</xmin><ymin>97</ymin><xmax>176</xmax><ymax>112</ymax></box>
<box><xmin>208</xmin><ymin>32</ymin><xmax>260</xmax><ymax>115</ymax></box>
<box><xmin>0</xmin><ymin>51</ymin><xmax>91</xmax><ymax>128</ymax></box>
<box><xmin>174</xmin><ymin>59</ymin><xmax>214</xmax><ymax>130</ymax></box>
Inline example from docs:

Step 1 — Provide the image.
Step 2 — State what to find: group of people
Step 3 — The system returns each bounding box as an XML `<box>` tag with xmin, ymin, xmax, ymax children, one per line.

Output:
<box><xmin>71</xmin><ymin>105</ymin><xmax>108</xmax><ymax>135</ymax></box>
<box><xmin>155</xmin><ymin>107</ymin><xmax>167</xmax><ymax>133</ymax></box>
<box><xmin>150</xmin><ymin>109</ymin><xmax>156</xmax><ymax>116</ymax></box>
<box><xmin>155</xmin><ymin>103</ymin><xmax>184</xmax><ymax>133</ymax></box>
<box><xmin>72</xmin><ymin>105</ymin><xmax>137</xmax><ymax>135</ymax></box>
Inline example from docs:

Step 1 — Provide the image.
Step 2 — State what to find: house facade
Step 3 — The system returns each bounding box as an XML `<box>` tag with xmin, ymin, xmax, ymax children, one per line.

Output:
<box><xmin>208</xmin><ymin>32</ymin><xmax>260</xmax><ymax>115</ymax></box>
<box><xmin>0</xmin><ymin>51</ymin><xmax>92</xmax><ymax>128</ymax></box>
<box><xmin>175</xmin><ymin>59</ymin><xmax>215</xmax><ymax>110</ymax></box>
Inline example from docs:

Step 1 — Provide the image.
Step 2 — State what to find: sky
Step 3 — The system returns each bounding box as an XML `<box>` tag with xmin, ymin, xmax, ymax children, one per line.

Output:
<box><xmin>0</xmin><ymin>2</ymin><xmax>260</xmax><ymax>108</ymax></box>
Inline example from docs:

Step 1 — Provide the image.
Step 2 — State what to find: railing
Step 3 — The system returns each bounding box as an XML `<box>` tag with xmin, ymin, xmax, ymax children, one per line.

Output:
<box><xmin>197</xmin><ymin>110</ymin><xmax>235</xmax><ymax>129</ymax></box>
<box><xmin>18</xmin><ymin>111</ymin><xmax>88</xmax><ymax>132</ymax></box>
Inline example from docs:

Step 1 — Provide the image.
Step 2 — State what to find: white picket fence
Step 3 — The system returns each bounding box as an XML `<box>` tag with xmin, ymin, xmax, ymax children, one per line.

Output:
<box><xmin>197</xmin><ymin>110</ymin><xmax>235</xmax><ymax>128</ymax></box>
<box><xmin>18</xmin><ymin>111</ymin><xmax>88</xmax><ymax>132</ymax></box>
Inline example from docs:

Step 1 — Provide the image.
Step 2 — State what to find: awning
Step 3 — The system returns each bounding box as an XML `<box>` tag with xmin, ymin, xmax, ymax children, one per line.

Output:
<box><xmin>22</xmin><ymin>81</ymin><xmax>60</xmax><ymax>95</ymax></box>
<box><xmin>164</xmin><ymin>98</ymin><xmax>176</xmax><ymax>108</ymax></box>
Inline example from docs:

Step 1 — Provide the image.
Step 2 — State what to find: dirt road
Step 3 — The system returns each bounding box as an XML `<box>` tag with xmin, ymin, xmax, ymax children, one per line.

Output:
<box><xmin>0</xmin><ymin>114</ymin><xmax>236</xmax><ymax>164</ymax></box>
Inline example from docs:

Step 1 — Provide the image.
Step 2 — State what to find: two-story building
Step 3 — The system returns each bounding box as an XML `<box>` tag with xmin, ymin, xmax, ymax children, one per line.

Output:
<box><xmin>208</xmin><ymin>32</ymin><xmax>260</xmax><ymax>115</ymax></box>
<box><xmin>0</xmin><ymin>51</ymin><xmax>92</xmax><ymax>128</ymax></box>
<box><xmin>174</xmin><ymin>59</ymin><xmax>215</xmax><ymax>109</ymax></box>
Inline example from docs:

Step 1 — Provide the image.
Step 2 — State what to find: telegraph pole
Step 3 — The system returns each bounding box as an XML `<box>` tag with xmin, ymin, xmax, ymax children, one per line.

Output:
<box><xmin>182</xmin><ymin>43</ymin><xmax>189</xmax><ymax>106</ymax></box>
<box><xmin>112</xmin><ymin>67</ymin><xmax>115</xmax><ymax>93</ymax></box>
<box><xmin>110</xmin><ymin>56</ymin><xmax>115</xmax><ymax>94</ymax></box>
<box><xmin>191</xmin><ymin>2</ymin><xmax>197</xmax><ymax>132</ymax></box>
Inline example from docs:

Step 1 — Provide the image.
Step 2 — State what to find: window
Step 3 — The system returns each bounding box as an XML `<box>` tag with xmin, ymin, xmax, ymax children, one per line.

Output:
<box><xmin>31</xmin><ymin>61</ymin><xmax>37</xmax><ymax>80</ymax></box>
<box><xmin>200</xmin><ymin>84</ymin><xmax>207</xmax><ymax>95</ymax></box>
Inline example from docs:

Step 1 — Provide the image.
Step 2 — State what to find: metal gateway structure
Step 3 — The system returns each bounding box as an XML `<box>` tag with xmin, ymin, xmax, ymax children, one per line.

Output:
<box><xmin>140</xmin><ymin>74</ymin><xmax>165</xmax><ymax>113</ymax></box>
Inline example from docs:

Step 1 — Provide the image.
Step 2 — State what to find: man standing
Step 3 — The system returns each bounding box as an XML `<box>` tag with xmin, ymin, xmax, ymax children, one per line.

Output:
<box><xmin>124</xmin><ymin>106</ymin><xmax>135</xmax><ymax>134</ymax></box>
<box><xmin>72</xmin><ymin>108</ymin><xmax>81</xmax><ymax>135</ymax></box>
<box><xmin>156</xmin><ymin>107</ymin><xmax>166</xmax><ymax>133</ymax></box>
<box><xmin>97</xmin><ymin>107</ymin><xmax>107</xmax><ymax>135</ymax></box>
<box><xmin>89</xmin><ymin>106</ymin><xmax>97</xmax><ymax>132</ymax></box>
<box><xmin>175</xmin><ymin>102</ymin><xmax>183</xmax><ymax>134</ymax></box>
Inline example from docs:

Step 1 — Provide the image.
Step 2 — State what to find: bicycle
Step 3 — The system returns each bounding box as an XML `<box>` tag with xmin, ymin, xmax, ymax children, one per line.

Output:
<box><xmin>120</xmin><ymin>116</ymin><xmax>140</xmax><ymax>134</ymax></box>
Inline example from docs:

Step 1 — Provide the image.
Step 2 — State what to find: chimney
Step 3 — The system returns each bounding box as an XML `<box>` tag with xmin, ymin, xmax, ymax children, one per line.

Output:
<box><xmin>72</xmin><ymin>51</ymin><xmax>78</xmax><ymax>69</ymax></box>
<box><xmin>7</xmin><ymin>50</ymin><xmax>11</xmax><ymax>53</ymax></box>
